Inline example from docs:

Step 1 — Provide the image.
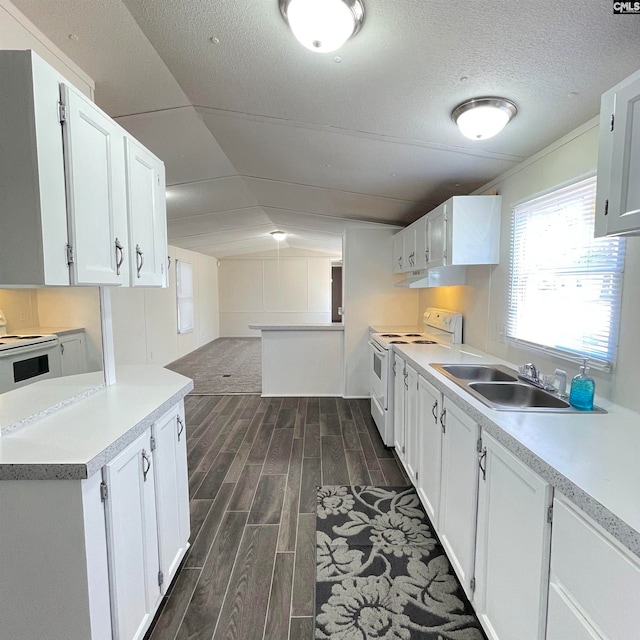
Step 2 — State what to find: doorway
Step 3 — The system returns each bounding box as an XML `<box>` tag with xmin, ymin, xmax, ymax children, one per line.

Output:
<box><xmin>331</xmin><ymin>265</ymin><xmax>342</xmax><ymax>323</ymax></box>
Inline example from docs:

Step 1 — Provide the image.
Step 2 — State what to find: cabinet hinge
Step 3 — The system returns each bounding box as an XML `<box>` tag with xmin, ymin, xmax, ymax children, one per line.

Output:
<box><xmin>610</xmin><ymin>113</ymin><xmax>615</xmax><ymax>132</ymax></box>
<box><xmin>547</xmin><ymin>505</ymin><xmax>553</xmax><ymax>524</ymax></box>
<box><xmin>470</xmin><ymin>577</ymin><xmax>476</xmax><ymax>593</ymax></box>
<box><xmin>476</xmin><ymin>436</ymin><xmax>483</xmax><ymax>453</ymax></box>
<box><xmin>158</xmin><ymin>570</ymin><xmax>164</xmax><ymax>588</ymax></box>
<box><xmin>66</xmin><ymin>244</ymin><xmax>74</xmax><ymax>266</ymax></box>
<box><xmin>604</xmin><ymin>199</ymin><xmax>609</xmax><ymax>217</ymax></box>
<box><xmin>415</xmin><ymin>471</ymin><xmax>418</xmax><ymax>481</ymax></box>
<box><xmin>58</xmin><ymin>101</ymin><xmax>67</xmax><ymax>123</ymax></box>
<box><xmin>150</xmin><ymin>435</ymin><xmax>156</xmax><ymax>451</ymax></box>
<box><xmin>100</xmin><ymin>481</ymin><xmax>108</xmax><ymax>502</ymax></box>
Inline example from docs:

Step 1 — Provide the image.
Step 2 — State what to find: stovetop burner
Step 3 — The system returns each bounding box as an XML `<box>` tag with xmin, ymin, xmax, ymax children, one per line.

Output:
<box><xmin>3</xmin><ymin>335</ymin><xmax>43</xmax><ymax>339</ymax></box>
<box><xmin>404</xmin><ymin>333</ymin><xmax>422</xmax><ymax>337</ymax></box>
<box><xmin>389</xmin><ymin>340</ymin><xmax>409</xmax><ymax>344</ymax></box>
<box><xmin>381</xmin><ymin>334</ymin><xmax>401</xmax><ymax>338</ymax></box>
<box><xmin>412</xmin><ymin>340</ymin><xmax>437</xmax><ymax>344</ymax></box>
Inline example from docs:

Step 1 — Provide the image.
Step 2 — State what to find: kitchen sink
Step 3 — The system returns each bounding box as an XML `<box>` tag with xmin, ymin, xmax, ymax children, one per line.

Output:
<box><xmin>432</xmin><ymin>363</ymin><xmax>606</xmax><ymax>413</ymax></box>
<box><xmin>437</xmin><ymin>364</ymin><xmax>518</xmax><ymax>382</ymax></box>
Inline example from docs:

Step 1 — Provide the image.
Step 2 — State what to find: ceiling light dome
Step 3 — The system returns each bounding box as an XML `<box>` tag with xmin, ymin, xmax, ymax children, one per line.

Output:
<box><xmin>271</xmin><ymin>230</ymin><xmax>288</xmax><ymax>241</ymax></box>
<box><xmin>279</xmin><ymin>0</ymin><xmax>365</xmax><ymax>53</ymax></box>
<box><xmin>452</xmin><ymin>97</ymin><xmax>517</xmax><ymax>140</ymax></box>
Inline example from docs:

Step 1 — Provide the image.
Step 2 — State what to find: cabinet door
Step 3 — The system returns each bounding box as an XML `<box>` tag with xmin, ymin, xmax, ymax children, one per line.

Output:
<box><xmin>416</xmin><ymin>376</ymin><xmax>441</xmax><ymax>526</ymax></box>
<box><xmin>153</xmin><ymin>402</ymin><xmax>190</xmax><ymax>589</ymax></box>
<box><xmin>404</xmin><ymin>226</ymin><xmax>417</xmax><ymax>270</ymax></box>
<box><xmin>474</xmin><ymin>431</ymin><xmax>552</xmax><ymax>640</ymax></box>
<box><xmin>392</xmin><ymin>232</ymin><xmax>405</xmax><ymax>273</ymax></box>
<box><xmin>393</xmin><ymin>354</ymin><xmax>406</xmax><ymax>463</ymax></box>
<box><xmin>59</xmin><ymin>332</ymin><xmax>87</xmax><ymax>376</ymax></box>
<box><xmin>427</xmin><ymin>202</ymin><xmax>447</xmax><ymax>268</ymax></box>
<box><xmin>61</xmin><ymin>84</ymin><xmax>128</xmax><ymax>286</ymax></box>
<box><xmin>104</xmin><ymin>429</ymin><xmax>161</xmax><ymax>640</ymax></box>
<box><xmin>414</xmin><ymin>215</ymin><xmax>428</xmax><ymax>270</ymax></box>
<box><xmin>546</xmin><ymin>585</ymin><xmax>603</xmax><ymax>640</ymax></box>
<box><xmin>438</xmin><ymin>398</ymin><xmax>479</xmax><ymax>596</ymax></box>
<box><xmin>126</xmin><ymin>138</ymin><xmax>167</xmax><ymax>287</ymax></box>
<box><xmin>404</xmin><ymin>364</ymin><xmax>419</xmax><ymax>481</ymax></box>
<box><xmin>597</xmin><ymin>71</ymin><xmax>640</xmax><ymax>236</ymax></box>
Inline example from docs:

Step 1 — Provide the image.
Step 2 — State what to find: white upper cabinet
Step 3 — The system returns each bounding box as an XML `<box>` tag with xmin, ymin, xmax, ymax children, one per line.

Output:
<box><xmin>61</xmin><ymin>83</ymin><xmax>128</xmax><ymax>286</ymax></box>
<box><xmin>427</xmin><ymin>202</ymin><xmax>447</xmax><ymax>268</ymax></box>
<box><xmin>126</xmin><ymin>139</ymin><xmax>167</xmax><ymax>287</ymax></box>
<box><xmin>0</xmin><ymin>50</ymin><xmax>168</xmax><ymax>288</ymax></box>
<box><xmin>413</xmin><ymin>215</ymin><xmax>428</xmax><ymax>270</ymax></box>
<box><xmin>595</xmin><ymin>68</ymin><xmax>640</xmax><ymax>237</ymax></box>
<box><xmin>392</xmin><ymin>230</ymin><xmax>405</xmax><ymax>273</ymax></box>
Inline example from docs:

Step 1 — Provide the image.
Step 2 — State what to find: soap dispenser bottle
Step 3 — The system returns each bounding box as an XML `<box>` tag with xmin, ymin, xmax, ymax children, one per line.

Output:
<box><xmin>569</xmin><ymin>358</ymin><xmax>595</xmax><ymax>410</ymax></box>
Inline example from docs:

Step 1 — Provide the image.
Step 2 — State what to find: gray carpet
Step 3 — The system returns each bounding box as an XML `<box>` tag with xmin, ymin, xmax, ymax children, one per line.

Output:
<box><xmin>315</xmin><ymin>486</ymin><xmax>486</xmax><ymax>639</ymax></box>
<box><xmin>166</xmin><ymin>337</ymin><xmax>261</xmax><ymax>395</ymax></box>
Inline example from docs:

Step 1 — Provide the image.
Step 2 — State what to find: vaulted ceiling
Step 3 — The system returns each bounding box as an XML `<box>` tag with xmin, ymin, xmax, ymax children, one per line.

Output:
<box><xmin>11</xmin><ymin>0</ymin><xmax>640</xmax><ymax>256</ymax></box>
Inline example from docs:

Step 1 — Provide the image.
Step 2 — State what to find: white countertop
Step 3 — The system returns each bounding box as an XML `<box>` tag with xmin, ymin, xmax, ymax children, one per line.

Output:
<box><xmin>392</xmin><ymin>342</ymin><xmax>640</xmax><ymax>557</ymax></box>
<box><xmin>0</xmin><ymin>366</ymin><xmax>193</xmax><ymax>480</ymax></box>
<box><xmin>12</xmin><ymin>326</ymin><xmax>84</xmax><ymax>336</ymax></box>
<box><xmin>250</xmin><ymin>323</ymin><xmax>344</xmax><ymax>331</ymax></box>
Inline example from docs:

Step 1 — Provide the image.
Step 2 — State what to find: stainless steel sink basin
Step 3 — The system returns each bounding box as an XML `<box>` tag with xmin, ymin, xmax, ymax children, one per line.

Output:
<box><xmin>468</xmin><ymin>382</ymin><xmax>570</xmax><ymax>409</ymax></box>
<box><xmin>438</xmin><ymin>364</ymin><xmax>518</xmax><ymax>382</ymax></box>
<box><xmin>431</xmin><ymin>363</ymin><xmax>606</xmax><ymax>413</ymax></box>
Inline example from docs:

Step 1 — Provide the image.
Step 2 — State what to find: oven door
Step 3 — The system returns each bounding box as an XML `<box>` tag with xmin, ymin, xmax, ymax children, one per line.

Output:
<box><xmin>0</xmin><ymin>342</ymin><xmax>62</xmax><ymax>394</ymax></box>
<box><xmin>368</xmin><ymin>339</ymin><xmax>388</xmax><ymax>408</ymax></box>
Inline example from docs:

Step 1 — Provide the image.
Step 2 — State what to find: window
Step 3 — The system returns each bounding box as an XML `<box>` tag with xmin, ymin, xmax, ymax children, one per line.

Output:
<box><xmin>176</xmin><ymin>260</ymin><xmax>194</xmax><ymax>334</ymax></box>
<box><xmin>507</xmin><ymin>175</ymin><xmax>625</xmax><ymax>370</ymax></box>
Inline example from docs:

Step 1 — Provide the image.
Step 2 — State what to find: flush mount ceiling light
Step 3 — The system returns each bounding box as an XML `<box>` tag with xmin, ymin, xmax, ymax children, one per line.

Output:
<box><xmin>452</xmin><ymin>97</ymin><xmax>518</xmax><ymax>140</ymax></box>
<box><xmin>279</xmin><ymin>0</ymin><xmax>365</xmax><ymax>53</ymax></box>
<box><xmin>271</xmin><ymin>230</ymin><xmax>288</xmax><ymax>241</ymax></box>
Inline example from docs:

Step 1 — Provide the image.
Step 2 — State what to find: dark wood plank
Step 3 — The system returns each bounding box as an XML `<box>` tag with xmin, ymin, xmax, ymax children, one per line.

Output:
<box><xmin>336</xmin><ymin>397</ymin><xmax>353</xmax><ymax>422</ymax></box>
<box><xmin>211</xmin><ymin>525</ymin><xmax>279</xmax><ymax>640</ymax></box>
<box><xmin>223</xmin><ymin>441</ymin><xmax>253</xmax><ymax>484</ymax></box>
<box><xmin>299</xmin><ymin>457</ymin><xmax>321</xmax><ymax>513</ymax></box>
<box><xmin>294</xmin><ymin>398</ymin><xmax>307</xmax><ymax>439</ymax></box>
<box><xmin>220</xmin><ymin>417</ymin><xmax>253</xmax><ymax>453</ymax></box>
<box><xmin>189</xmin><ymin>499</ymin><xmax>212</xmax><ymax>543</ymax></box>
<box><xmin>264</xmin><ymin>553</ymin><xmax>295</xmax><ymax>640</ymax></box>
<box><xmin>195</xmin><ymin>412</ymin><xmax>244</xmax><ymax>474</ymax></box>
<box><xmin>278</xmin><ymin>439</ymin><xmax>303</xmax><ymax>552</ymax></box>
<box><xmin>345</xmin><ymin>449</ymin><xmax>371</xmax><ymax>485</ymax></box>
<box><xmin>321</xmin><ymin>435</ymin><xmax>350</xmax><ymax>485</ymax></box>
<box><xmin>239</xmin><ymin>395</ymin><xmax>261</xmax><ymax>419</ymax></box>
<box><xmin>262</xmin><ymin>429</ymin><xmax>294</xmax><ymax>475</ymax></box>
<box><xmin>290</xmin><ymin>617</ymin><xmax>314</xmax><ymax>640</ymax></box>
<box><xmin>319</xmin><ymin>397</ymin><xmax>338</xmax><ymax>413</ymax></box>
<box><xmin>177</xmin><ymin>511</ymin><xmax>248</xmax><ymax>640</ymax></box>
<box><xmin>341</xmin><ymin>419</ymin><xmax>361</xmax><ymax>450</ymax></box>
<box><xmin>227</xmin><ymin>464</ymin><xmax>262</xmax><ymax>511</ymax></box>
<box><xmin>281</xmin><ymin>397</ymin><xmax>299</xmax><ymax>409</ymax></box>
<box><xmin>185</xmin><ymin>483</ymin><xmax>234</xmax><ymax>568</ymax></box>
<box><xmin>291</xmin><ymin>513</ymin><xmax>315</xmax><ymax>617</ymax></box>
<box><xmin>193</xmin><ymin>451</ymin><xmax>236</xmax><ymax>500</ymax></box>
<box><xmin>306</xmin><ymin>398</ymin><xmax>319</xmax><ymax>424</ymax></box>
<box><xmin>148</xmin><ymin>568</ymin><xmax>200</xmax><ymax>640</ymax></box>
<box><xmin>363</xmin><ymin>413</ymin><xmax>395</xmax><ymax>459</ymax></box>
<box><xmin>262</xmin><ymin>398</ymin><xmax>282</xmax><ymax>424</ymax></box>
<box><xmin>380</xmin><ymin>457</ymin><xmax>410</xmax><ymax>486</ymax></box>
<box><xmin>349</xmin><ymin>398</ymin><xmax>369</xmax><ymax>433</ymax></box>
<box><xmin>188</xmin><ymin>471</ymin><xmax>206</xmax><ymax>499</ymax></box>
<box><xmin>320</xmin><ymin>412</ymin><xmax>341</xmax><ymax>436</ymax></box>
<box><xmin>275</xmin><ymin>407</ymin><xmax>296</xmax><ymax>429</ymax></box>
<box><xmin>246</xmin><ymin>422</ymin><xmax>275</xmax><ymax>465</ymax></box>
<box><xmin>357</xmin><ymin>431</ymin><xmax>381</xmax><ymax>471</ymax></box>
<box><xmin>369</xmin><ymin>469</ymin><xmax>386</xmax><ymax>485</ymax></box>
<box><xmin>248</xmin><ymin>475</ymin><xmax>286</xmax><ymax>524</ymax></box>
<box><xmin>303</xmin><ymin>422</ymin><xmax>320</xmax><ymax>458</ymax></box>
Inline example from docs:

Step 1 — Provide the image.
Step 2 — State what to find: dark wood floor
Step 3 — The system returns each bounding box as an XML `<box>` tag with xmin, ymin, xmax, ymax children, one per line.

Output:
<box><xmin>145</xmin><ymin>394</ymin><xmax>409</xmax><ymax>640</ymax></box>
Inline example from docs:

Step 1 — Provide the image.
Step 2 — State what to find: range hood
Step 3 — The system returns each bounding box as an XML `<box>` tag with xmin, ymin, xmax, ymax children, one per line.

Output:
<box><xmin>394</xmin><ymin>266</ymin><xmax>467</xmax><ymax>288</ymax></box>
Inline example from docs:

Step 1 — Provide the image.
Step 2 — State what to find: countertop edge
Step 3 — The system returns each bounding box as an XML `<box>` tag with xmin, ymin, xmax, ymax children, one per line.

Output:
<box><xmin>249</xmin><ymin>323</ymin><xmax>344</xmax><ymax>331</ymax></box>
<box><xmin>396</xmin><ymin>345</ymin><xmax>640</xmax><ymax>559</ymax></box>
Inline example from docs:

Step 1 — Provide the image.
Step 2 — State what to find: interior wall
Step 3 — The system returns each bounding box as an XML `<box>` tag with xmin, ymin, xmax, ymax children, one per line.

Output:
<box><xmin>0</xmin><ymin>289</ymin><xmax>38</xmax><ymax>332</ymax></box>
<box><xmin>110</xmin><ymin>245</ymin><xmax>220</xmax><ymax>366</ymax></box>
<box><xmin>35</xmin><ymin>288</ymin><xmax>103</xmax><ymax>371</ymax></box>
<box><xmin>218</xmin><ymin>248</ymin><xmax>337</xmax><ymax>337</ymax></box>
<box><xmin>343</xmin><ymin>226</ymin><xmax>419</xmax><ymax>397</ymax></box>
<box><xmin>418</xmin><ymin>119</ymin><xmax>640</xmax><ymax>412</ymax></box>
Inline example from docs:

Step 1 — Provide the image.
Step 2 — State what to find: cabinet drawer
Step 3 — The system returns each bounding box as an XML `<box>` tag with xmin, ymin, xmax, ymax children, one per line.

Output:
<box><xmin>550</xmin><ymin>496</ymin><xmax>640</xmax><ymax>639</ymax></box>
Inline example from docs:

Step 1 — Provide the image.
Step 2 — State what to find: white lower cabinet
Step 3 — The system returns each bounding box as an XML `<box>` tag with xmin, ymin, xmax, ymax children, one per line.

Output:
<box><xmin>473</xmin><ymin>431</ymin><xmax>552</xmax><ymax>640</ymax></box>
<box><xmin>104</xmin><ymin>428</ymin><xmax>162</xmax><ymax>640</ymax></box>
<box><xmin>416</xmin><ymin>375</ymin><xmax>442</xmax><ymax>526</ymax></box>
<box><xmin>438</xmin><ymin>397</ymin><xmax>479</xmax><ymax>597</ymax></box>
<box><xmin>404</xmin><ymin>363</ymin><xmax>419</xmax><ymax>482</ymax></box>
<box><xmin>393</xmin><ymin>353</ymin><xmax>406</xmax><ymax>465</ymax></box>
<box><xmin>59</xmin><ymin>329</ymin><xmax>88</xmax><ymax>376</ymax></box>
<box><xmin>546</xmin><ymin>495</ymin><xmax>640</xmax><ymax>640</ymax></box>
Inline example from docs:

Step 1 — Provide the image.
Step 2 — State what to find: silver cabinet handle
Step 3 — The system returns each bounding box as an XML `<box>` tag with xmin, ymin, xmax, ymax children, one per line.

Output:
<box><xmin>168</xmin><ymin>255</ymin><xmax>171</xmax><ymax>270</ymax></box>
<box><xmin>115</xmin><ymin>238</ymin><xmax>124</xmax><ymax>276</ymax></box>
<box><xmin>177</xmin><ymin>415</ymin><xmax>185</xmax><ymax>441</ymax></box>
<box><xmin>478</xmin><ymin>446</ymin><xmax>487</xmax><ymax>481</ymax></box>
<box><xmin>403</xmin><ymin>371</ymin><xmax>408</xmax><ymax>390</ymax></box>
<box><xmin>142</xmin><ymin>449</ymin><xmax>151</xmax><ymax>481</ymax></box>
<box><xmin>431</xmin><ymin>400</ymin><xmax>438</xmax><ymax>423</ymax></box>
<box><xmin>439</xmin><ymin>408</ymin><xmax>446</xmax><ymax>433</ymax></box>
<box><xmin>60</xmin><ymin>343</ymin><xmax>65</xmax><ymax>355</ymax></box>
<box><xmin>136</xmin><ymin>244</ymin><xmax>144</xmax><ymax>278</ymax></box>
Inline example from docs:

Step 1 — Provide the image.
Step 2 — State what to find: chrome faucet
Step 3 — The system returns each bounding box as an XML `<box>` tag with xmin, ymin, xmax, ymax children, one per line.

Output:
<box><xmin>521</xmin><ymin>363</ymin><xmax>539</xmax><ymax>382</ymax></box>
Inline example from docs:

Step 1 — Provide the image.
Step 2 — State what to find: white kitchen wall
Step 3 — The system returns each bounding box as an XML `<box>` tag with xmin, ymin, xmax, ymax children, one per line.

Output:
<box><xmin>0</xmin><ymin>289</ymin><xmax>38</xmax><ymax>332</ymax></box>
<box><xmin>110</xmin><ymin>245</ymin><xmax>219</xmax><ymax>366</ymax></box>
<box><xmin>343</xmin><ymin>226</ymin><xmax>420</xmax><ymax>397</ymax></box>
<box><xmin>218</xmin><ymin>248</ymin><xmax>338</xmax><ymax>337</ymax></box>
<box><xmin>419</xmin><ymin>118</ymin><xmax>640</xmax><ymax>413</ymax></box>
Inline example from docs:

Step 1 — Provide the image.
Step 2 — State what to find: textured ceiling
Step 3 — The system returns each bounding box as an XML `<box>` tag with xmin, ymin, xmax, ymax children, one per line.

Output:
<box><xmin>10</xmin><ymin>0</ymin><xmax>640</xmax><ymax>256</ymax></box>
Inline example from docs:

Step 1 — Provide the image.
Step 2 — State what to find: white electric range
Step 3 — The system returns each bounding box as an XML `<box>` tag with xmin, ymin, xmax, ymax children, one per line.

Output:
<box><xmin>368</xmin><ymin>308</ymin><xmax>462</xmax><ymax>446</ymax></box>
<box><xmin>0</xmin><ymin>333</ymin><xmax>61</xmax><ymax>393</ymax></box>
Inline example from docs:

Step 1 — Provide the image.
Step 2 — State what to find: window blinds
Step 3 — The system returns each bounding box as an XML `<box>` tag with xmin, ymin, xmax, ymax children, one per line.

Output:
<box><xmin>507</xmin><ymin>176</ymin><xmax>625</xmax><ymax>370</ymax></box>
<box><xmin>176</xmin><ymin>260</ymin><xmax>194</xmax><ymax>334</ymax></box>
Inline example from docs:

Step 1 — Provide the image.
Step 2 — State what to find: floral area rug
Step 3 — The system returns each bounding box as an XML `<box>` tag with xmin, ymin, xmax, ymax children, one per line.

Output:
<box><xmin>315</xmin><ymin>486</ymin><xmax>486</xmax><ymax>640</ymax></box>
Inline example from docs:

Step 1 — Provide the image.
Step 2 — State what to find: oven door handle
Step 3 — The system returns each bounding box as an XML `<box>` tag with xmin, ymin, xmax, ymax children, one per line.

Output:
<box><xmin>368</xmin><ymin>340</ymin><xmax>386</xmax><ymax>356</ymax></box>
